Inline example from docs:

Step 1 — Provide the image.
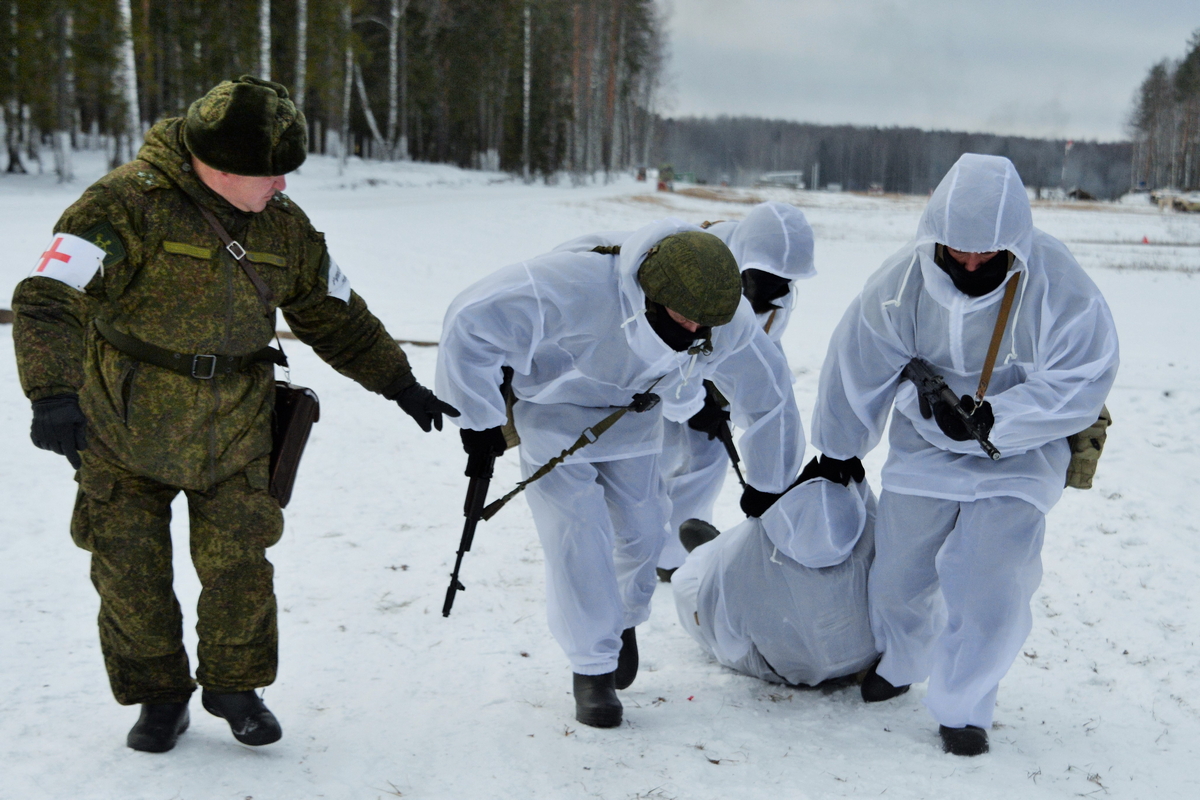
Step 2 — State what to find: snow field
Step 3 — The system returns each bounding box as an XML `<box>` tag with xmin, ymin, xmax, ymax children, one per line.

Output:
<box><xmin>1</xmin><ymin>152</ymin><xmax>1198</xmax><ymax>799</ymax></box>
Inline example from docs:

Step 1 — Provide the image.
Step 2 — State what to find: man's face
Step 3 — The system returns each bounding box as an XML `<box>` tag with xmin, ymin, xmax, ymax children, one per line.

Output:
<box><xmin>192</xmin><ymin>157</ymin><xmax>287</xmax><ymax>212</ymax></box>
<box><xmin>665</xmin><ymin>306</ymin><xmax>702</xmax><ymax>333</ymax></box>
<box><xmin>945</xmin><ymin>246</ymin><xmax>999</xmax><ymax>273</ymax></box>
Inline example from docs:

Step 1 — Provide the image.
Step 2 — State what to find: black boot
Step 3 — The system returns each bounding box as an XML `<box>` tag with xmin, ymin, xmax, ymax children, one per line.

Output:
<box><xmin>940</xmin><ymin>725</ymin><xmax>989</xmax><ymax>756</ymax></box>
<box><xmin>860</xmin><ymin>658</ymin><xmax>910</xmax><ymax>703</ymax></box>
<box><xmin>126</xmin><ymin>702</ymin><xmax>190</xmax><ymax>753</ymax></box>
<box><xmin>201</xmin><ymin>689</ymin><xmax>282</xmax><ymax>746</ymax></box>
<box><xmin>615</xmin><ymin>627</ymin><xmax>639</xmax><ymax>690</ymax></box>
<box><xmin>573</xmin><ymin>672</ymin><xmax>623</xmax><ymax>728</ymax></box>
<box><xmin>679</xmin><ymin>518</ymin><xmax>720</xmax><ymax>553</ymax></box>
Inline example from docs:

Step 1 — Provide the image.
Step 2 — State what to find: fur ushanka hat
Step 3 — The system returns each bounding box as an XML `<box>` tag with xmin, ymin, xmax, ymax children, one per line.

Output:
<box><xmin>184</xmin><ymin>75</ymin><xmax>307</xmax><ymax>176</ymax></box>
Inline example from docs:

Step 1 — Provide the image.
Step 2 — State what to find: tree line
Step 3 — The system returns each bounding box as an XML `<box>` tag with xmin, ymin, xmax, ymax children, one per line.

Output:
<box><xmin>1</xmin><ymin>0</ymin><xmax>667</xmax><ymax>181</ymax></box>
<box><xmin>1129</xmin><ymin>28</ymin><xmax>1200</xmax><ymax>192</ymax></box>
<box><xmin>652</xmin><ymin>118</ymin><xmax>1134</xmax><ymax>200</ymax></box>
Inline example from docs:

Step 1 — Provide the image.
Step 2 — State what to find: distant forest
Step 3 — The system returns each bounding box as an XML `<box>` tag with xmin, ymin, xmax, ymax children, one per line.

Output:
<box><xmin>652</xmin><ymin>118</ymin><xmax>1134</xmax><ymax>199</ymax></box>
<box><xmin>657</xmin><ymin>28</ymin><xmax>1200</xmax><ymax>200</ymax></box>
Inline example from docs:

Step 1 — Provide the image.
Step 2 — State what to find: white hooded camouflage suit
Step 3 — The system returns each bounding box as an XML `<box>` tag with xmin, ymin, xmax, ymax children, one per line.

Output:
<box><xmin>812</xmin><ymin>153</ymin><xmax>1119</xmax><ymax>729</ymax></box>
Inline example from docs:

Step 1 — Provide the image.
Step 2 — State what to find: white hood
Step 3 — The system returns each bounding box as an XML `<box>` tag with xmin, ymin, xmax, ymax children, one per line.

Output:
<box><xmin>916</xmin><ymin>154</ymin><xmax>1033</xmax><ymax>264</ymax></box>
<box><xmin>724</xmin><ymin>201</ymin><xmax>816</xmax><ymax>282</ymax></box>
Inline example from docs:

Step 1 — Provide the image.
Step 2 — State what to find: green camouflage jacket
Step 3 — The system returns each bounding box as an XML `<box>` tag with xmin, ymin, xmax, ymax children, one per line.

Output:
<box><xmin>12</xmin><ymin>118</ymin><xmax>415</xmax><ymax>490</ymax></box>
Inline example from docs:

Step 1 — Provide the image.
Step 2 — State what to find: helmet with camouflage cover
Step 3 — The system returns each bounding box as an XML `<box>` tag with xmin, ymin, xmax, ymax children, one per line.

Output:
<box><xmin>184</xmin><ymin>75</ymin><xmax>308</xmax><ymax>177</ymax></box>
<box><xmin>637</xmin><ymin>231</ymin><xmax>742</xmax><ymax>327</ymax></box>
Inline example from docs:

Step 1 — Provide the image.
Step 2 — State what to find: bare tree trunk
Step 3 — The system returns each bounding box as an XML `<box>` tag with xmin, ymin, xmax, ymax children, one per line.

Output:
<box><xmin>339</xmin><ymin>3</ymin><xmax>352</xmax><ymax>173</ymax></box>
<box><xmin>115</xmin><ymin>0</ymin><xmax>141</xmax><ymax>166</ymax></box>
<box><xmin>5</xmin><ymin>0</ymin><xmax>24</xmax><ymax>173</ymax></box>
<box><xmin>522</xmin><ymin>2</ymin><xmax>531</xmax><ymax>181</ymax></box>
<box><xmin>398</xmin><ymin>12</ymin><xmax>408</xmax><ymax>160</ymax></box>
<box><xmin>294</xmin><ymin>0</ymin><xmax>307</xmax><ymax>113</ymax></box>
<box><xmin>258</xmin><ymin>0</ymin><xmax>271</xmax><ymax>80</ymax></box>
<box><xmin>54</xmin><ymin>4</ymin><xmax>75</xmax><ymax>182</ymax></box>
<box><xmin>354</xmin><ymin>62</ymin><xmax>386</xmax><ymax>151</ymax></box>
<box><xmin>386</xmin><ymin>0</ymin><xmax>408</xmax><ymax>156</ymax></box>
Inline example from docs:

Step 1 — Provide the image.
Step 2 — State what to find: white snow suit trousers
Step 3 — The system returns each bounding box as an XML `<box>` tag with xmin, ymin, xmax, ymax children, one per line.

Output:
<box><xmin>523</xmin><ymin>454</ymin><xmax>670</xmax><ymax>675</ymax></box>
<box><xmin>658</xmin><ymin>420</ymin><xmax>729</xmax><ymax>571</ymax></box>
<box><xmin>870</xmin><ymin>491</ymin><xmax>1045</xmax><ymax>729</ymax></box>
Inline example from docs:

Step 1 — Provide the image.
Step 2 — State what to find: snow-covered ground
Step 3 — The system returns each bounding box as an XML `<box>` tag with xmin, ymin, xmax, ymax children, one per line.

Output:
<box><xmin>2</xmin><ymin>151</ymin><xmax>1198</xmax><ymax>799</ymax></box>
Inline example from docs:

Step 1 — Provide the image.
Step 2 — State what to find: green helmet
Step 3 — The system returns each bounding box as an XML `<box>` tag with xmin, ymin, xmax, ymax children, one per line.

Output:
<box><xmin>637</xmin><ymin>231</ymin><xmax>742</xmax><ymax>327</ymax></box>
<box><xmin>184</xmin><ymin>75</ymin><xmax>307</xmax><ymax>176</ymax></box>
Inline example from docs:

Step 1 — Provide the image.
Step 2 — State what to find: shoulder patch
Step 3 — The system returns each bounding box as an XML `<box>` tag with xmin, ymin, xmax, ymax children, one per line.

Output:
<box><xmin>81</xmin><ymin>221</ymin><xmax>128</xmax><ymax>271</ymax></box>
<box><xmin>326</xmin><ymin>255</ymin><xmax>352</xmax><ymax>303</ymax></box>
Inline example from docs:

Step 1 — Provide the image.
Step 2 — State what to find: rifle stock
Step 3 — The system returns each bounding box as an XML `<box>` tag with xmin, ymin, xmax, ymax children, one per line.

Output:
<box><xmin>442</xmin><ymin>453</ymin><xmax>496</xmax><ymax>617</ymax></box>
<box><xmin>901</xmin><ymin>358</ymin><xmax>1001</xmax><ymax>461</ymax></box>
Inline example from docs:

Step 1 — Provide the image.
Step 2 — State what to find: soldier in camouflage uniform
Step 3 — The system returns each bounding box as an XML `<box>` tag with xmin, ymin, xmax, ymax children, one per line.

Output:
<box><xmin>11</xmin><ymin>76</ymin><xmax>458</xmax><ymax>753</ymax></box>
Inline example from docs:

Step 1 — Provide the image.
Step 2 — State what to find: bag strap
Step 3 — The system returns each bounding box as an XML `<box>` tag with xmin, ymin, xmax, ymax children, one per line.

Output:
<box><xmin>975</xmin><ymin>271</ymin><xmax>1021</xmax><ymax>403</ymax></box>
<box><xmin>193</xmin><ymin>202</ymin><xmax>276</xmax><ymax>314</ymax></box>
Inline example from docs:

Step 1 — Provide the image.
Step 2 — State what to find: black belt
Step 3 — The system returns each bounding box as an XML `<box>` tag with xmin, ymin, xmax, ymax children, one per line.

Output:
<box><xmin>95</xmin><ymin>319</ymin><xmax>288</xmax><ymax>379</ymax></box>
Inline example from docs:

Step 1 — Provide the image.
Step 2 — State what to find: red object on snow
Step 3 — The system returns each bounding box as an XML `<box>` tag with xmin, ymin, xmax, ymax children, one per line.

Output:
<box><xmin>687</xmin><ymin>695</ymin><xmax>694</xmax><ymax>701</ymax></box>
<box><xmin>1142</xmin><ymin>236</ymin><xmax>1150</xmax><ymax>244</ymax></box>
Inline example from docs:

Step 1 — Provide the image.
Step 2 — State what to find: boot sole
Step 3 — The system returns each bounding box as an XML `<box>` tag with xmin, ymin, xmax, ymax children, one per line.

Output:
<box><xmin>576</xmin><ymin>706</ymin><xmax>623</xmax><ymax>728</ymax></box>
<box><xmin>127</xmin><ymin>711</ymin><xmax>190</xmax><ymax>753</ymax></box>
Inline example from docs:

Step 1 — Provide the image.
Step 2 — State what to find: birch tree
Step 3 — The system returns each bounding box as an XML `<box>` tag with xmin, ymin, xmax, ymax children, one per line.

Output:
<box><xmin>258</xmin><ymin>0</ymin><xmax>271</xmax><ymax>80</ymax></box>
<box><xmin>294</xmin><ymin>0</ymin><xmax>307</xmax><ymax>113</ymax></box>
<box><xmin>114</xmin><ymin>0</ymin><xmax>140</xmax><ymax>165</ymax></box>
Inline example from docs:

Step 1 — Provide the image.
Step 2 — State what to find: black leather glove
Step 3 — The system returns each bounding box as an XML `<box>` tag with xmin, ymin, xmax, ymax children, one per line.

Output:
<box><xmin>31</xmin><ymin>394</ymin><xmax>88</xmax><ymax>469</ymax></box>
<box><xmin>392</xmin><ymin>382</ymin><xmax>460</xmax><ymax>432</ymax></box>
<box><xmin>933</xmin><ymin>395</ymin><xmax>994</xmax><ymax>442</ymax></box>
<box><xmin>629</xmin><ymin>392</ymin><xmax>661</xmax><ymax>413</ymax></box>
<box><xmin>461</xmin><ymin>426</ymin><xmax>507</xmax><ymax>478</ymax></box>
<box><xmin>740</xmin><ymin>484</ymin><xmax>784</xmax><ymax>518</ymax></box>
<box><xmin>686</xmin><ymin>389</ymin><xmax>731</xmax><ymax>440</ymax></box>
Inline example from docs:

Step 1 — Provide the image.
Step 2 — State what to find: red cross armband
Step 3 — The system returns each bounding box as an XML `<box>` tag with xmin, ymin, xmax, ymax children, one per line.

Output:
<box><xmin>29</xmin><ymin>232</ymin><xmax>107</xmax><ymax>291</ymax></box>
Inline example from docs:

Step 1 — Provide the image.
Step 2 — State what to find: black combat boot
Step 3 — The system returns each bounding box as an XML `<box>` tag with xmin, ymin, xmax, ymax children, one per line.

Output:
<box><xmin>201</xmin><ymin>689</ymin><xmax>282</xmax><ymax>746</ymax></box>
<box><xmin>940</xmin><ymin>725</ymin><xmax>989</xmax><ymax>756</ymax></box>
<box><xmin>679</xmin><ymin>518</ymin><xmax>720</xmax><ymax>553</ymax></box>
<box><xmin>860</xmin><ymin>658</ymin><xmax>910</xmax><ymax>703</ymax></box>
<box><xmin>126</xmin><ymin>701</ymin><xmax>190</xmax><ymax>753</ymax></box>
<box><xmin>573</xmin><ymin>672</ymin><xmax>623</xmax><ymax>728</ymax></box>
<box><xmin>615</xmin><ymin>627</ymin><xmax>639</xmax><ymax>690</ymax></box>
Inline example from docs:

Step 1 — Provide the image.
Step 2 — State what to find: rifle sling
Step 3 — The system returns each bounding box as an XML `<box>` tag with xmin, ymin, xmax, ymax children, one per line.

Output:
<box><xmin>480</xmin><ymin>376</ymin><xmax>665</xmax><ymax>521</ymax></box>
<box><xmin>975</xmin><ymin>271</ymin><xmax>1021</xmax><ymax>403</ymax></box>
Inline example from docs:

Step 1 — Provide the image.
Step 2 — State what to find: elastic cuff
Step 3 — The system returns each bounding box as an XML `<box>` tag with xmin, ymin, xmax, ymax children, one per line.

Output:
<box><xmin>29</xmin><ymin>386</ymin><xmax>79</xmax><ymax>402</ymax></box>
<box><xmin>380</xmin><ymin>371</ymin><xmax>417</xmax><ymax>399</ymax></box>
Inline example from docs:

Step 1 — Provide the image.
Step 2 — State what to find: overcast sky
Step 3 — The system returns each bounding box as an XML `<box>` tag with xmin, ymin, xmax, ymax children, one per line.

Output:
<box><xmin>664</xmin><ymin>0</ymin><xmax>1198</xmax><ymax>141</ymax></box>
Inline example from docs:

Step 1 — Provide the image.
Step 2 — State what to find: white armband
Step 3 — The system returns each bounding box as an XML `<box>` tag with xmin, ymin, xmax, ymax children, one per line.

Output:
<box><xmin>327</xmin><ymin>255</ymin><xmax>352</xmax><ymax>303</ymax></box>
<box><xmin>28</xmin><ymin>233</ymin><xmax>106</xmax><ymax>291</ymax></box>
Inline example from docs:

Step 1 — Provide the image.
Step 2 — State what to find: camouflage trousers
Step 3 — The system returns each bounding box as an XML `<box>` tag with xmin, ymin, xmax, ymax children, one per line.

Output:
<box><xmin>70</xmin><ymin>453</ymin><xmax>284</xmax><ymax>705</ymax></box>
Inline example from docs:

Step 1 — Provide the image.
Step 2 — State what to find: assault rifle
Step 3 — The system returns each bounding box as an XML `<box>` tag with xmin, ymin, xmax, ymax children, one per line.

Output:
<box><xmin>441</xmin><ymin>451</ymin><xmax>495</xmax><ymax>617</ymax></box>
<box><xmin>901</xmin><ymin>357</ymin><xmax>1001</xmax><ymax>461</ymax></box>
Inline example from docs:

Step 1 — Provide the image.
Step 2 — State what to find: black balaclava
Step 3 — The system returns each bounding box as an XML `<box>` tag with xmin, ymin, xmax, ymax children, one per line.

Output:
<box><xmin>645</xmin><ymin>299</ymin><xmax>712</xmax><ymax>353</ymax></box>
<box><xmin>934</xmin><ymin>245</ymin><xmax>1013</xmax><ymax>297</ymax></box>
<box><xmin>741</xmin><ymin>268</ymin><xmax>792</xmax><ymax>315</ymax></box>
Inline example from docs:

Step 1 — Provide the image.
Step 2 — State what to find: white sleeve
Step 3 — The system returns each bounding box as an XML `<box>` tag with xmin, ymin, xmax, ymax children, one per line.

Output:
<box><xmin>708</xmin><ymin>325</ymin><xmax>805</xmax><ymax>493</ymax></box>
<box><xmin>986</xmin><ymin>294</ymin><xmax>1118</xmax><ymax>455</ymax></box>
<box><xmin>811</xmin><ymin>294</ymin><xmax>912</xmax><ymax>460</ymax></box>
<box><xmin>435</xmin><ymin>263</ymin><xmax>546</xmax><ymax>431</ymax></box>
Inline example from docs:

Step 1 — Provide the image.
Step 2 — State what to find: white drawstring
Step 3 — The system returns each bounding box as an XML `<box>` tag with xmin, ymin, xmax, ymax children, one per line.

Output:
<box><xmin>675</xmin><ymin>351</ymin><xmax>699</xmax><ymax>398</ymax></box>
<box><xmin>621</xmin><ymin>308</ymin><xmax>644</xmax><ymax>328</ymax></box>
<box><xmin>770</xmin><ymin>545</ymin><xmax>783</xmax><ymax>565</ymax></box>
<box><xmin>882</xmin><ymin>252</ymin><xmax>919</xmax><ymax>308</ymax></box>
